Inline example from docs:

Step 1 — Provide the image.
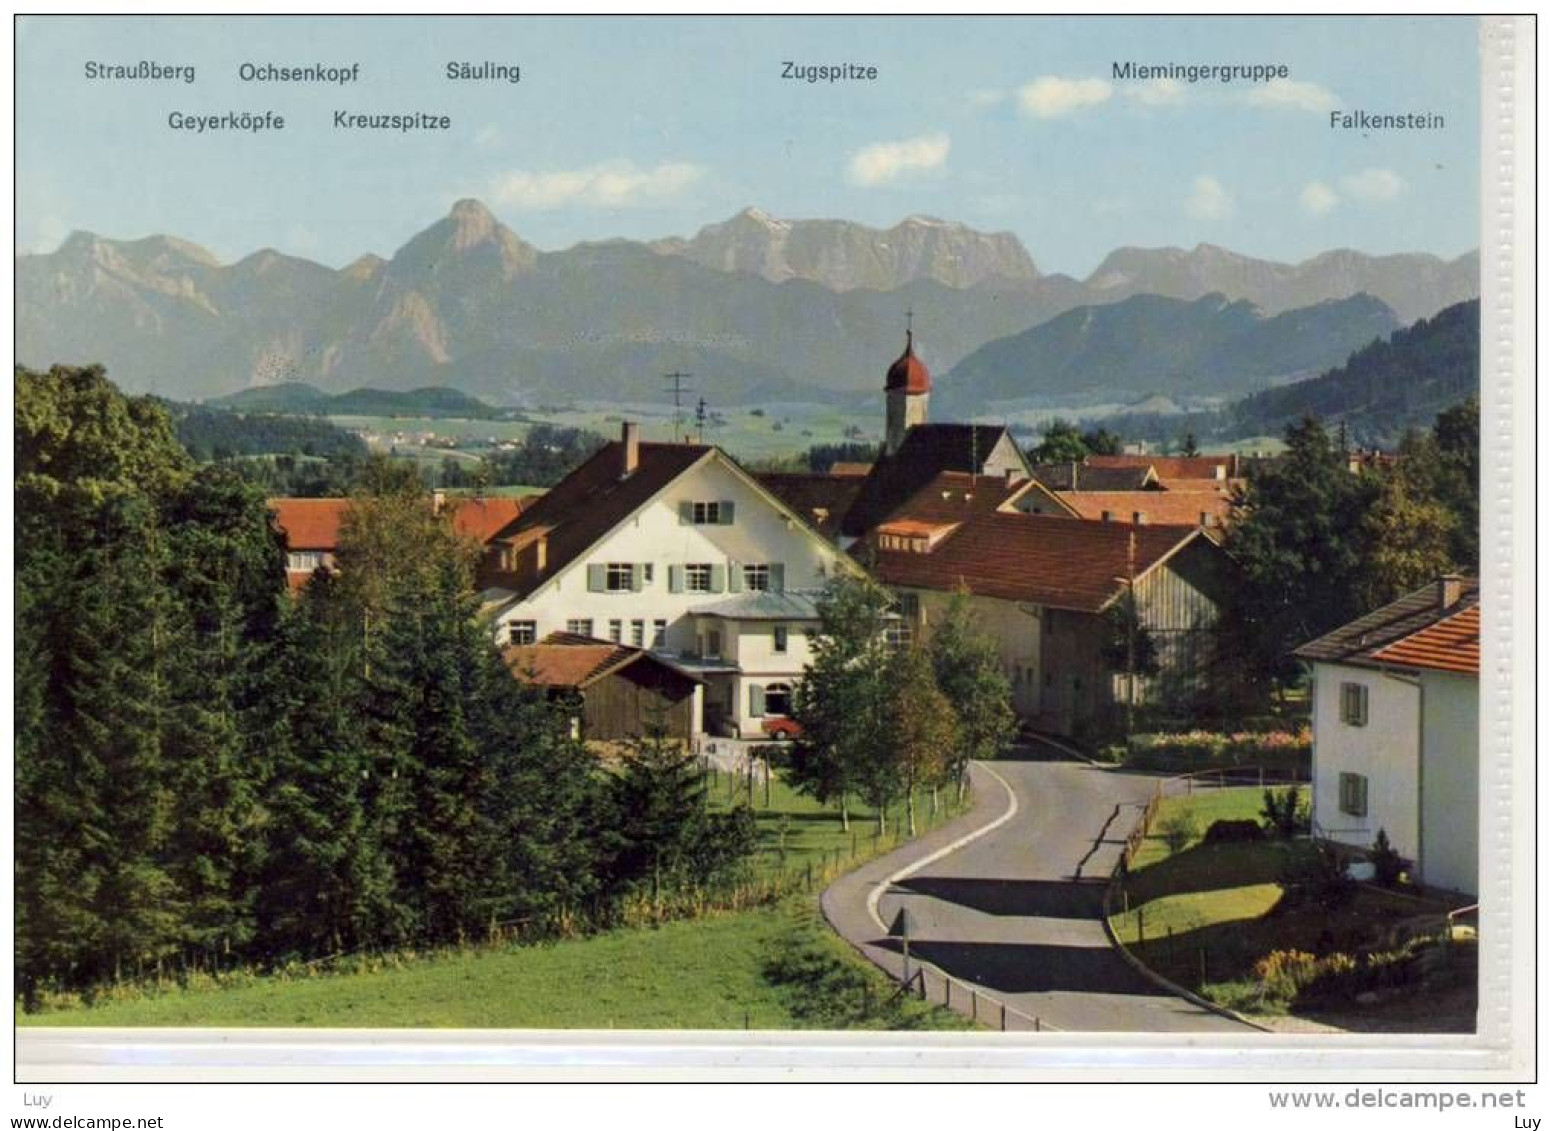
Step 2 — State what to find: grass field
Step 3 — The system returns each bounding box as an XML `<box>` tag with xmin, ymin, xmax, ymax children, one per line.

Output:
<box><xmin>19</xmin><ymin>772</ymin><xmax>970</xmax><ymax>1030</ymax></box>
<box><xmin>1109</xmin><ymin>785</ymin><xmax>1447</xmax><ymax>1010</ymax></box>
<box><xmin>706</xmin><ymin>768</ymin><xmax>958</xmax><ymax>882</ymax></box>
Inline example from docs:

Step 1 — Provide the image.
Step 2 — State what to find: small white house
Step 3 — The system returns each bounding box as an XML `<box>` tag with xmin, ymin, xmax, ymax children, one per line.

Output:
<box><xmin>480</xmin><ymin>424</ymin><xmax>863</xmax><ymax>739</ymax></box>
<box><xmin>1295</xmin><ymin>576</ymin><xmax>1480</xmax><ymax>896</ymax></box>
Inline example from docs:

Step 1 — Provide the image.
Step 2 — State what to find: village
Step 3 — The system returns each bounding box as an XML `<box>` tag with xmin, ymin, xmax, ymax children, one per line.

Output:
<box><xmin>247</xmin><ymin>329</ymin><xmax>1481</xmax><ymax>1034</ymax></box>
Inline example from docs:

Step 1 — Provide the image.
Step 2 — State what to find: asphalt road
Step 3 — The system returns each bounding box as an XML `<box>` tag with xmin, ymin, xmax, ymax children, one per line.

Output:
<box><xmin>825</xmin><ymin>748</ymin><xmax>1251</xmax><ymax>1033</ymax></box>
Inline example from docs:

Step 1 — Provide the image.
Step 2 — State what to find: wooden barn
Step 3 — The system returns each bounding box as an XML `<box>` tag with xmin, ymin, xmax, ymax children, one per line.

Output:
<box><xmin>858</xmin><ymin>473</ymin><xmax>1236</xmax><ymax>740</ymax></box>
<box><xmin>503</xmin><ymin>632</ymin><xmax>702</xmax><ymax>743</ymax></box>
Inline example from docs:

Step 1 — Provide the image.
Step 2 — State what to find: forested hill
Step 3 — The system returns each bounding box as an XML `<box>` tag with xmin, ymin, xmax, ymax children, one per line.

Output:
<box><xmin>1224</xmin><ymin>300</ymin><xmax>1479</xmax><ymax>446</ymax></box>
<box><xmin>158</xmin><ymin>398</ymin><xmax>369</xmax><ymax>461</ymax></box>
<box><xmin>209</xmin><ymin>382</ymin><xmax>509</xmax><ymax>419</ymax></box>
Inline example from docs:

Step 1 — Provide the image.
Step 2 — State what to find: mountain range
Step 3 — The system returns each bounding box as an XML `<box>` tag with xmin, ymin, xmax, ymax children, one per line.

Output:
<box><xmin>939</xmin><ymin>292</ymin><xmax>1403</xmax><ymax>409</ymax></box>
<box><xmin>16</xmin><ymin>199</ymin><xmax>1479</xmax><ymax>408</ymax></box>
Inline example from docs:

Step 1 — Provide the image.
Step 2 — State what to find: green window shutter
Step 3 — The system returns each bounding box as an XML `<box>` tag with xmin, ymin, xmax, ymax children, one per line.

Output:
<box><xmin>728</xmin><ymin>560</ymin><xmax>744</xmax><ymax>592</ymax></box>
<box><xmin>631</xmin><ymin>563</ymin><xmax>645</xmax><ymax>592</ymax></box>
<box><xmin>749</xmin><ymin>684</ymin><xmax>766</xmax><ymax>717</ymax></box>
<box><xmin>720</xmin><ymin>500</ymin><xmax>736</xmax><ymax>524</ymax></box>
<box><xmin>709</xmin><ymin>564</ymin><xmax>726</xmax><ymax>593</ymax></box>
<box><xmin>587</xmin><ymin>564</ymin><xmax>607</xmax><ymax>592</ymax></box>
<box><xmin>679</xmin><ymin>501</ymin><xmax>695</xmax><ymax>525</ymax></box>
<box><xmin>668</xmin><ymin>565</ymin><xmax>684</xmax><ymax>593</ymax></box>
<box><xmin>770</xmin><ymin>563</ymin><xmax>785</xmax><ymax>592</ymax></box>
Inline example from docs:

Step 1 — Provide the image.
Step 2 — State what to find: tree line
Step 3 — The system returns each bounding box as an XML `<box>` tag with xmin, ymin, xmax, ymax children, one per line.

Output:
<box><xmin>14</xmin><ymin>365</ymin><xmax>748</xmax><ymax>1003</ymax></box>
<box><xmin>1209</xmin><ymin>401</ymin><xmax>1480</xmax><ymax>711</ymax></box>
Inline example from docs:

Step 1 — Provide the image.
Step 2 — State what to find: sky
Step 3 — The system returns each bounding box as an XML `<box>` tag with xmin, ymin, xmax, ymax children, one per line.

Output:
<box><xmin>17</xmin><ymin>15</ymin><xmax>1482</xmax><ymax>277</ymax></box>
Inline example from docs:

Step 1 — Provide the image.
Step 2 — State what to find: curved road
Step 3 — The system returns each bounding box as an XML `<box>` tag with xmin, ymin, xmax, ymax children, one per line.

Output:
<box><xmin>823</xmin><ymin>748</ymin><xmax>1250</xmax><ymax>1033</ymax></box>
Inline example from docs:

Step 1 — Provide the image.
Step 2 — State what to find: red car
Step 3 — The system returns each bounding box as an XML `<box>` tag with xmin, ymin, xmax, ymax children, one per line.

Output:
<box><xmin>761</xmin><ymin>718</ymin><xmax>802</xmax><ymax>740</ymax></box>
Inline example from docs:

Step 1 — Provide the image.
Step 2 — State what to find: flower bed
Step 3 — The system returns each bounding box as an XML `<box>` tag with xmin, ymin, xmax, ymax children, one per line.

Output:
<box><xmin>1124</xmin><ymin>727</ymin><xmax>1311</xmax><ymax>777</ymax></box>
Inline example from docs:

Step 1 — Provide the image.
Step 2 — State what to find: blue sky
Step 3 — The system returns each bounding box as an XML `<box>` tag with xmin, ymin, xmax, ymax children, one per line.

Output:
<box><xmin>17</xmin><ymin>15</ymin><xmax>1480</xmax><ymax>277</ymax></box>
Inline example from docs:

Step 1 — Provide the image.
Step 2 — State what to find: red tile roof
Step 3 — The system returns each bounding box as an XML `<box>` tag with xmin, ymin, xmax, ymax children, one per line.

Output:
<box><xmin>270</xmin><ymin>495</ymin><xmax>532</xmax><ymax>551</ymax></box>
<box><xmin>504</xmin><ymin>640</ymin><xmax>633</xmax><ymax>688</ymax></box>
<box><xmin>503</xmin><ymin>632</ymin><xmax>701</xmax><ymax>689</ymax></box>
<box><xmin>861</xmin><ymin>509</ymin><xmax>1207</xmax><ymax>613</ymax></box>
<box><xmin>1294</xmin><ymin>577</ymin><xmax>1479</xmax><ymax>671</ymax></box>
<box><xmin>449</xmin><ymin>496</ymin><xmax>528</xmax><ymax>543</ymax></box>
<box><xmin>1370</xmin><ymin>604</ymin><xmax>1480</xmax><ymax>674</ymax></box>
<box><xmin>1061</xmin><ymin>490</ymin><xmax>1235</xmax><ymax>529</ymax></box>
<box><xmin>270</xmin><ymin>498</ymin><xmax>351</xmax><ymax>550</ymax></box>
<box><xmin>1088</xmin><ymin>454</ymin><xmax>1238</xmax><ymax>479</ymax></box>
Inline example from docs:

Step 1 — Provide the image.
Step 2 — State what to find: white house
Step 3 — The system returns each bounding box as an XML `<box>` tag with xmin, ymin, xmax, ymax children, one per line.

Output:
<box><xmin>481</xmin><ymin>424</ymin><xmax>863</xmax><ymax>738</ymax></box>
<box><xmin>1294</xmin><ymin>576</ymin><xmax>1480</xmax><ymax>896</ymax></box>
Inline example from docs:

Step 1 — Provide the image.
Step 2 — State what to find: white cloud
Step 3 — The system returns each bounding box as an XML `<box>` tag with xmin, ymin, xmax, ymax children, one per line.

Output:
<box><xmin>1300</xmin><ymin>181</ymin><xmax>1341</xmax><ymax>216</ymax></box>
<box><xmin>968</xmin><ymin>88</ymin><xmax>1006</xmax><ymax>108</ymax></box>
<box><xmin>1018</xmin><ymin>76</ymin><xmax>1112</xmax><ymax>119</ymax></box>
<box><xmin>1122</xmin><ymin>78</ymin><xmax>1186</xmax><ymax>107</ymax></box>
<box><xmin>1246</xmin><ymin>78</ymin><xmax>1340</xmax><ymax>113</ymax></box>
<box><xmin>1341</xmin><ymin>168</ymin><xmax>1405</xmax><ymax>203</ymax></box>
<box><xmin>487</xmin><ymin>160</ymin><xmax>705</xmax><ymax>210</ymax></box>
<box><xmin>1184</xmin><ymin>175</ymin><xmax>1234</xmax><ymax>221</ymax></box>
<box><xmin>846</xmin><ymin>133</ymin><xmax>951</xmax><ymax>187</ymax></box>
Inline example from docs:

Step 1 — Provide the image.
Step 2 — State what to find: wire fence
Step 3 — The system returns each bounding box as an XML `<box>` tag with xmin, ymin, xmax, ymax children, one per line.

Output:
<box><xmin>892</xmin><ymin>961</ymin><xmax>1062</xmax><ymax>1033</ymax></box>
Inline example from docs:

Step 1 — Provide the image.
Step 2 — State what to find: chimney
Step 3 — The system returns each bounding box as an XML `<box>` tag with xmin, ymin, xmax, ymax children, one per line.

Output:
<box><xmin>621</xmin><ymin>421</ymin><xmax>640</xmax><ymax>477</ymax></box>
<box><xmin>432</xmin><ymin>490</ymin><xmax>447</xmax><ymax>514</ymax></box>
<box><xmin>1437</xmin><ymin>575</ymin><xmax>1464</xmax><ymax>611</ymax></box>
<box><xmin>1133</xmin><ymin>511</ymin><xmax>1149</xmax><ymax>525</ymax></box>
<box><xmin>536</xmin><ymin>534</ymin><xmax>549</xmax><ymax>575</ymax></box>
<box><xmin>1101</xmin><ymin>510</ymin><xmax>1114</xmax><ymax>523</ymax></box>
<box><xmin>1069</xmin><ymin>461</ymin><xmax>1079</xmax><ymax>491</ymax></box>
<box><xmin>1214</xmin><ymin>464</ymin><xmax>1226</xmax><ymax>481</ymax></box>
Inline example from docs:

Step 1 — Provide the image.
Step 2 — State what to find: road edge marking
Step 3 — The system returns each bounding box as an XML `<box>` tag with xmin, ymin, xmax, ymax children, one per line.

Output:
<box><xmin>865</xmin><ymin>760</ymin><xmax>1021</xmax><ymax>934</ymax></box>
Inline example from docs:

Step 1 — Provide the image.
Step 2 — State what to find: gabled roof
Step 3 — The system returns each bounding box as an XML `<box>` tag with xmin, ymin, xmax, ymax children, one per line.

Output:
<box><xmin>861</xmin><ymin>509</ymin><xmax>1210</xmax><ymax>614</ymax></box>
<box><xmin>1294</xmin><ymin>577</ymin><xmax>1479</xmax><ymax>672</ymax></box>
<box><xmin>270</xmin><ymin>498</ymin><xmax>351</xmax><ymax>550</ymax></box>
<box><xmin>755</xmin><ymin>472</ymin><xmax>866</xmax><ymax>539</ymax></box>
<box><xmin>1060</xmin><ymin>489</ymin><xmax>1235</xmax><ymax>528</ymax></box>
<box><xmin>450</xmin><ymin>496</ymin><xmax>529</xmax><ymax>543</ymax></box>
<box><xmin>270</xmin><ymin>495</ymin><xmax>532</xmax><ymax>551</ymax></box>
<box><xmin>487</xmin><ymin>439</ymin><xmax>714</xmax><ymax>599</ymax></box>
<box><xmin>489</xmin><ymin>436</ymin><xmax>860</xmax><ymax>605</ymax></box>
<box><xmin>503</xmin><ymin>631</ymin><xmax>702</xmax><ymax>689</ymax></box>
<box><xmin>1087</xmin><ymin>454</ymin><xmax>1238</xmax><ymax>479</ymax></box>
<box><xmin>841</xmin><ymin>423</ymin><xmax>1027</xmax><ymax>537</ymax></box>
<box><xmin>872</xmin><ymin>469</ymin><xmax>1038</xmax><ymax>525</ymax></box>
<box><xmin>1031</xmin><ymin>462</ymin><xmax>1159</xmax><ymax>492</ymax></box>
<box><xmin>1371</xmin><ymin>605</ymin><xmax>1480</xmax><ymax>675</ymax></box>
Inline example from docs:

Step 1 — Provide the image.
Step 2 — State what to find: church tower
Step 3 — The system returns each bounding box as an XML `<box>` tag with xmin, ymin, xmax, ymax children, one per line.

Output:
<box><xmin>884</xmin><ymin>319</ymin><xmax>931</xmax><ymax>457</ymax></box>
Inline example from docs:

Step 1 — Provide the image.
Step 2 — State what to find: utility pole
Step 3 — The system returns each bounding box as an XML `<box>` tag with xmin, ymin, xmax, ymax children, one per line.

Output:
<box><xmin>694</xmin><ymin>397</ymin><xmax>708</xmax><ymax>444</ymax></box>
<box><xmin>1125</xmin><ymin>528</ymin><xmax>1138</xmax><ymax>738</ymax></box>
<box><xmin>662</xmin><ymin>371</ymin><xmax>693</xmax><ymax>443</ymax></box>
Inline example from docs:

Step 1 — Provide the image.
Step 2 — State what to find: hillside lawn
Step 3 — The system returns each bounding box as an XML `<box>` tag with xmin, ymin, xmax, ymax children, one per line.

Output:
<box><xmin>1109</xmin><ymin>786</ymin><xmax>1465</xmax><ymax>1027</ymax></box>
<box><xmin>19</xmin><ymin>772</ymin><xmax>967</xmax><ymax>1030</ymax></box>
